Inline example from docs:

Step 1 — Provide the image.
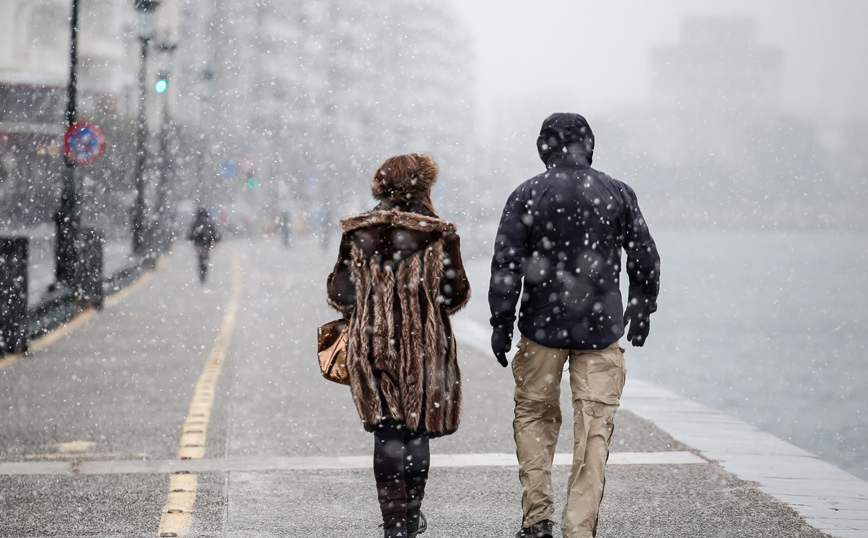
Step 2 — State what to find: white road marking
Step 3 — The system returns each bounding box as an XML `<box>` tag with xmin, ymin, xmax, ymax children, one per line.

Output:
<box><xmin>0</xmin><ymin>451</ymin><xmax>705</xmax><ymax>476</ymax></box>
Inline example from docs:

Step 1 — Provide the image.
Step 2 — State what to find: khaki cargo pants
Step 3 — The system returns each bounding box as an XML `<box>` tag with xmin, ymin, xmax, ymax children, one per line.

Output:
<box><xmin>512</xmin><ymin>336</ymin><xmax>626</xmax><ymax>538</ymax></box>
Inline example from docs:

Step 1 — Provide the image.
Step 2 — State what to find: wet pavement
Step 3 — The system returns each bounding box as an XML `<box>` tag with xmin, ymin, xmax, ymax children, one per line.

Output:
<box><xmin>0</xmin><ymin>235</ymin><xmax>856</xmax><ymax>537</ymax></box>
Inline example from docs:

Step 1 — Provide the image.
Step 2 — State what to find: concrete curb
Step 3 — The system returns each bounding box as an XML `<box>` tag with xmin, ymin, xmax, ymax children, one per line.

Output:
<box><xmin>621</xmin><ymin>379</ymin><xmax>868</xmax><ymax>538</ymax></box>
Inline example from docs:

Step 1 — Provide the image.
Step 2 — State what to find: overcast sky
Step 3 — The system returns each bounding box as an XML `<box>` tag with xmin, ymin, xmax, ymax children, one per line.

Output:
<box><xmin>451</xmin><ymin>0</ymin><xmax>868</xmax><ymax>131</ymax></box>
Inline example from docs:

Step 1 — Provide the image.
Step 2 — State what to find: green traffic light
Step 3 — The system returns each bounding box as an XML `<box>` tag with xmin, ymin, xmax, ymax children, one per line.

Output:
<box><xmin>246</xmin><ymin>177</ymin><xmax>258</xmax><ymax>190</ymax></box>
<box><xmin>155</xmin><ymin>79</ymin><xmax>168</xmax><ymax>93</ymax></box>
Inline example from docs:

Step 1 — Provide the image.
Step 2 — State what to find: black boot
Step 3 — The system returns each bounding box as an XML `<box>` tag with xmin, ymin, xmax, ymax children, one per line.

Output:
<box><xmin>406</xmin><ymin>472</ymin><xmax>427</xmax><ymax>537</ymax></box>
<box><xmin>377</xmin><ymin>481</ymin><xmax>407</xmax><ymax>538</ymax></box>
<box><xmin>516</xmin><ymin>519</ymin><xmax>554</xmax><ymax>538</ymax></box>
<box><xmin>407</xmin><ymin>512</ymin><xmax>427</xmax><ymax>537</ymax></box>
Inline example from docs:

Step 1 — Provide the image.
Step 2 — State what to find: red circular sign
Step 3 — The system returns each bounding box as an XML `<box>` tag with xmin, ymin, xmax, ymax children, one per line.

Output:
<box><xmin>63</xmin><ymin>120</ymin><xmax>106</xmax><ymax>166</ymax></box>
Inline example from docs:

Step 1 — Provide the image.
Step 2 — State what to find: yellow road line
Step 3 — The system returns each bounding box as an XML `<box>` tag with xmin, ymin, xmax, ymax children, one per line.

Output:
<box><xmin>0</xmin><ymin>354</ymin><xmax>23</xmax><ymax>373</ymax></box>
<box><xmin>158</xmin><ymin>248</ymin><xmax>242</xmax><ymax>537</ymax></box>
<box><xmin>0</xmin><ymin>269</ymin><xmax>156</xmax><ymax>374</ymax></box>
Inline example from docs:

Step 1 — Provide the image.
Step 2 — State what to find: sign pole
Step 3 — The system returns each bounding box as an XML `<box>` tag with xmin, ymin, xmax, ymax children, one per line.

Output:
<box><xmin>132</xmin><ymin>31</ymin><xmax>153</xmax><ymax>256</ymax></box>
<box><xmin>131</xmin><ymin>0</ymin><xmax>162</xmax><ymax>257</ymax></box>
<box><xmin>55</xmin><ymin>0</ymin><xmax>81</xmax><ymax>285</ymax></box>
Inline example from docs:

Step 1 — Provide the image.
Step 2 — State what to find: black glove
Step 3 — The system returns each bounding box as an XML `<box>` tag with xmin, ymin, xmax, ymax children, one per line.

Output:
<box><xmin>624</xmin><ymin>300</ymin><xmax>651</xmax><ymax>347</ymax></box>
<box><xmin>491</xmin><ymin>328</ymin><xmax>511</xmax><ymax>367</ymax></box>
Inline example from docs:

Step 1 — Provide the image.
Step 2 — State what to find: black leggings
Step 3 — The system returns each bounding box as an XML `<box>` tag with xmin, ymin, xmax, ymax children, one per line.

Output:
<box><xmin>373</xmin><ymin>420</ymin><xmax>430</xmax><ymax>527</ymax></box>
<box><xmin>195</xmin><ymin>246</ymin><xmax>210</xmax><ymax>283</ymax></box>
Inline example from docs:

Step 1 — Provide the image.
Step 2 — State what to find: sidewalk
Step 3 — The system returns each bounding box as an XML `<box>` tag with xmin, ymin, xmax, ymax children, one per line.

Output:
<box><xmin>0</xmin><ymin>224</ymin><xmax>135</xmax><ymax>307</ymax></box>
<box><xmin>0</xmin><ymin>235</ymin><xmax>862</xmax><ymax>537</ymax></box>
<box><xmin>621</xmin><ymin>380</ymin><xmax>868</xmax><ymax>538</ymax></box>
<box><xmin>453</xmin><ymin>320</ymin><xmax>868</xmax><ymax>538</ymax></box>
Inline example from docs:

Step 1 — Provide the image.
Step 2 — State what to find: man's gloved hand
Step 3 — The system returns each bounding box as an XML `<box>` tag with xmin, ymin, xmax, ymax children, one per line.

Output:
<box><xmin>491</xmin><ymin>329</ymin><xmax>511</xmax><ymax>367</ymax></box>
<box><xmin>624</xmin><ymin>300</ymin><xmax>651</xmax><ymax>347</ymax></box>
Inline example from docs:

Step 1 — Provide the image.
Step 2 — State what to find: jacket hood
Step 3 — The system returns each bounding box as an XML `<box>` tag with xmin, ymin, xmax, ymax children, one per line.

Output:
<box><xmin>537</xmin><ymin>113</ymin><xmax>595</xmax><ymax>167</ymax></box>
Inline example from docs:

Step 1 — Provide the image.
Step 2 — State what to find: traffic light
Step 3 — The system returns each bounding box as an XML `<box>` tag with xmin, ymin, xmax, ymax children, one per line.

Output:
<box><xmin>155</xmin><ymin>73</ymin><xmax>168</xmax><ymax>93</ymax></box>
<box><xmin>241</xmin><ymin>158</ymin><xmax>258</xmax><ymax>190</ymax></box>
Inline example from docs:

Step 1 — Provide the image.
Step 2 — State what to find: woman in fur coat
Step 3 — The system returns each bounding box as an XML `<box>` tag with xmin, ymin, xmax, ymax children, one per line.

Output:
<box><xmin>327</xmin><ymin>153</ymin><xmax>470</xmax><ymax>538</ymax></box>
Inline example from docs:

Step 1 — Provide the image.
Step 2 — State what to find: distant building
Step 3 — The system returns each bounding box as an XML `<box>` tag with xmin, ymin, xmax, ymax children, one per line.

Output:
<box><xmin>0</xmin><ymin>0</ymin><xmax>136</xmax><ymax>124</ymax></box>
<box><xmin>197</xmin><ymin>0</ymin><xmax>476</xmax><ymax>216</ymax></box>
<box><xmin>602</xmin><ymin>16</ymin><xmax>863</xmax><ymax>229</ymax></box>
<box><xmin>0</xmin><ymin>0</ymin><xmax>475</xmax><ymax>226</ymax></box>
<box><xmin>646</xmin><ymin>17</ymin><xmax>783</xmax><ymax>166</ymax></box>
<box><xmin>0</xmin><ymin>0</ymin><xmax>164</xmax><ymax>226</ymax></box>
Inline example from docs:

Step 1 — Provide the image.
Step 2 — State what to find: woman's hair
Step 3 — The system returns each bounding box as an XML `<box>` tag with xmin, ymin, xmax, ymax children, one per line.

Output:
<box><xmin>371</xmin><ymin>153</ymin><xmax>438</xmax><ymax>214</ymax></box>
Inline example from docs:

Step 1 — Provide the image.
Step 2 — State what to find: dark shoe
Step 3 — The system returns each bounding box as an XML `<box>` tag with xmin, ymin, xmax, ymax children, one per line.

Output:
<box><xmin>515</xmin><ymin>519</ymin><xmax>554</xmax><ymax>538</ymax></box>
<box><xmin>407</xmin><ymin>512</ymin><xmax>427</xmax><ymax>537</ymax></box>
<box><xmin>384</xmin><ymin>522</ymin><xmax>407</xmax><ymax>538</ymax></box>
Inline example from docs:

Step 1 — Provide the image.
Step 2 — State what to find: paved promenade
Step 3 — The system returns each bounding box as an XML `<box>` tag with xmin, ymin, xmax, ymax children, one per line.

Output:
<box><xmin>1</xmin><ymin>236</ymin><xmax>864</xmax><ymax>537</ymax></box>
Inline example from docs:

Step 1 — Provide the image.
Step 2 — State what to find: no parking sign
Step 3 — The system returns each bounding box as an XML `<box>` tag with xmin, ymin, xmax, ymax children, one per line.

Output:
<box><xmin>63</xmin><ymin>120</ymin><xmax>106</xmax><ymax>166</ymax></box>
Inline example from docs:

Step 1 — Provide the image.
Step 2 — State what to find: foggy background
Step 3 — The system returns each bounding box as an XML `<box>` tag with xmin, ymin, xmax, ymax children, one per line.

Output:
<box><xmin>455</xmin><ymin>0</ymin><xmax>868</xmax><ymax>229</ymax></box>
<box><xmin>451</xmin><ymin>0</ymin><xmax>868</xmax><ymax>482</ymax></box>
<box><xmin>0</xmin><ymin>0</ymin><xmax>865</xmax><ymax>482</ymax></box>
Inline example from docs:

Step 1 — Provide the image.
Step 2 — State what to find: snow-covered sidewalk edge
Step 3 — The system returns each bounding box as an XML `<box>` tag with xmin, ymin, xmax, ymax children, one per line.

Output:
<box><xmin>452</xmin><ymin>316</ymin><xmax>868</xmax><ymax>538</ymax></box>
<box><xmin>621</xmin><ymin>379</ymin><xmax>868</xmax><ymax>538</ymax></box>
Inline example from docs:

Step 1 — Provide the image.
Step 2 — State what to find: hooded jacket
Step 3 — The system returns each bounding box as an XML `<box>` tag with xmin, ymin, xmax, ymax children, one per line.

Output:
<box><xmin>188</xmin><ymin>209</ymin><xmax>219</xmax><ymax>249</ymax></box>
<box><xmin>489</xmin><ymin>113</ymin><xmax>660</xmax><ymax>350</ymax></box>
<box><xmin>328</xmin><ymin>200</ymin><xmax>470</xmax><ymax>437</ymax></box>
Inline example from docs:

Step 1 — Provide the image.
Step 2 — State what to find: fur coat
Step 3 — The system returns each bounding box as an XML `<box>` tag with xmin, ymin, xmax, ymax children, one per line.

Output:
<box><xmin>327</xmin><ymin>207</ymin><xmax>470</xmax><ymax>437</ymax></box>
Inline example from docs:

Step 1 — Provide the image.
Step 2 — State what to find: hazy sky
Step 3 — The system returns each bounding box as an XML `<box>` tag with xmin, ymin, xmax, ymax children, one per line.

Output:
<box><xmin>452</xmin><ymin>0</ymin><xmax>868</xmax><ymax>130</ymax></box>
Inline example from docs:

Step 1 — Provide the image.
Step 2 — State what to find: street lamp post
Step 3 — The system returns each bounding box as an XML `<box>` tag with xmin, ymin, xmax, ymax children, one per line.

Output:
<box><xmin>54</xmin><ymin>0</ymin><xmax>81</xmax><ymax>285</ymax></box>
<box><xmin>196</xmin><ymin>68</ymin><xmax>215</xmax><ymax>206</ymax></box>
<box><xmin>153</xmin><ymin>40</ymin><xmax>176</xmax><ymax>253</ymax></box>
<box><xmin>131</xmin><ymin>0</ymin><xmax>160</xmax><ymax>257</ymax></box>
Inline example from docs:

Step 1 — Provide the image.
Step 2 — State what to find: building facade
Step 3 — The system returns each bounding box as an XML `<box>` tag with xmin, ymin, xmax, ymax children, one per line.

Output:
<box><xmin>645</xmin><ymin>17</ymin><xmax>784</xmax><ymax>167</ymax></box>
<box><xmin>1</xmin><ymin>0</ymin><xmax>475</xmax><ymax>229</ymax></box>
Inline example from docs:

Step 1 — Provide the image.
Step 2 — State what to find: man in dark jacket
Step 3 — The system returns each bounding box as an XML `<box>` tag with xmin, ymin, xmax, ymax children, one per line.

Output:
<box><xmin>188</xmin><ymin>207</ymin><xmax>220</xmax><ymax>283</ymax></box>
<box><xmin>489</xmin><ymin>113</ymin><xmax>660</xmax><ymax>538</ymax></box>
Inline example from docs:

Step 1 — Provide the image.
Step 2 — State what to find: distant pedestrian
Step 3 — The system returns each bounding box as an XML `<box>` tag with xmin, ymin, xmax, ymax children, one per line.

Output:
<box><xmin>312</xmin><ymin>205</ymin><xmax>333</xmax><ymax>251</ymax></box>
<box><xmin>278</xmin><ymin>209</ymin><xmax>292</xmax><ymax>248</ymax></box>
<box><xmin>188</xmin><ymin>207</ymin><xmax>220</xmax><ymax>283</ymax></box>
<box><xmin>327</xmin><ymin>153</ymin><xmax>470</xmax><ymax>538</ymax></box>
<box><xmin>489</xmin><ymin>113</ymin><xmax>660</xmax><ymax>538</ymax></box>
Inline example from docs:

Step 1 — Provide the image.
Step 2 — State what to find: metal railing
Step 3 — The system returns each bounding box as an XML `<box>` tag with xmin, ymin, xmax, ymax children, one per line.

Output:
<box><xmin>1</xmin><ymin>231</ymin><xmax>163</xmax><ymax>356</ymax></box>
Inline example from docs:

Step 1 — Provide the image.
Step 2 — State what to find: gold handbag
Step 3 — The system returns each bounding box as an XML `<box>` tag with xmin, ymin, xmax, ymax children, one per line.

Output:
<box><xmin>317</xmin><ymin>318</ymin><xmax>350</xmax><ymax>385</ymax></box>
